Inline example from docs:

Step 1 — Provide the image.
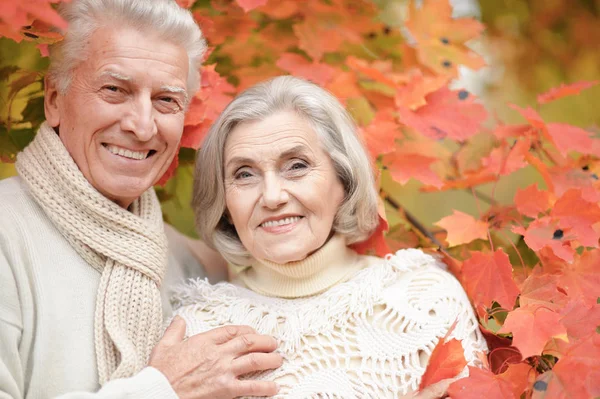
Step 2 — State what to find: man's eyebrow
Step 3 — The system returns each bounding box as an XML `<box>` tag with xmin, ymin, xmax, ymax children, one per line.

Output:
<box><xmin>100</xmin><ymin>71</ymin><xmax>132</xmax><ymax>82</ymax></box>
<box><xmin>160</xmin><ymin>85</ymin><xmax>189</xmax><ymax>104</ymax></box>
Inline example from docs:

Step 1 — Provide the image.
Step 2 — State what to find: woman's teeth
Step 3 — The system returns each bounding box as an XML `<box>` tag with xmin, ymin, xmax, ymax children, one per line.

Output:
<box><xmin>105</xmin><ymin>144</ymin><xmax>149</xmax><ymax>160</ymax></box>
<box><xmin>261</xmin><ymin>216</ymin><xmax>302</xmax><ymax>228</ymax></box>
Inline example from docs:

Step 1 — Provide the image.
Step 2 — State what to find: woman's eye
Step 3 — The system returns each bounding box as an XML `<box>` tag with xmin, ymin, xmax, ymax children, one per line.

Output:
<box><xmin>235</xmin><ymin>170</ymin><xmax>253</xmax><ymax>179</ymax></box>
<box><xmin>290</xmin><ymin>161</ymin><xmax>307</xmax><ymax>170</ymax></box>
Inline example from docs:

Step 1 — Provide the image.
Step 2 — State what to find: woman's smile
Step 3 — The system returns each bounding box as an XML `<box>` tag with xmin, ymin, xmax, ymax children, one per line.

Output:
<box><xmin>259</xmin><ymin>216</ymin><xmax>304</xmax><ymax>234</ymax></box>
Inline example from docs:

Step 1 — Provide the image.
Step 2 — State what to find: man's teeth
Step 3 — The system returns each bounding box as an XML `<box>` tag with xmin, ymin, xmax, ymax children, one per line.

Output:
<box><xmin>105</xmin><ymin>145</ymin><xmax>149</xmax><ymax>160</ymax></box>
<box><xmin>261</xmin><ymin>216</ymin><xmax>302</xmax><ymax>228</ymax></box>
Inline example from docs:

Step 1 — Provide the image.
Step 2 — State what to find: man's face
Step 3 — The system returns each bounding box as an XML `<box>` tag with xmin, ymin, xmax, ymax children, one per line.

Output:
<box><xmin>45</xmin><ymin>26</ymin><xmax>190</xmax><ymax>208</ymax></box>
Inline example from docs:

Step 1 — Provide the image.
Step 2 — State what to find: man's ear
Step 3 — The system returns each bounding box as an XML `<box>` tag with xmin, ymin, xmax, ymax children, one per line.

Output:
<box><xmin>44</xmin><ymin>76</ymin><xmax>61</xmax><ymax>127</ymax></box>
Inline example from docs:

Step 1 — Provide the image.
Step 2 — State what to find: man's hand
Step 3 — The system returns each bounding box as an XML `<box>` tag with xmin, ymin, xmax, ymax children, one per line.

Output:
<box><xmin>149</xmin><ymin>317</ymin><xmax>283</xmax><ymax>399</ymax></box>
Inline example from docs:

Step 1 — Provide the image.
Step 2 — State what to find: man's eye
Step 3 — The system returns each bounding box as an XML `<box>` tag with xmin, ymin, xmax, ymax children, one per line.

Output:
<box><xmin>103</xmin><ymin>85</ymin><xmax>120</xmax><ymax>92</ymax></box>
<box><xmin>160</xmin><ymin>97</ymin><xmax>174</xmax><ymax>103</ymax></box>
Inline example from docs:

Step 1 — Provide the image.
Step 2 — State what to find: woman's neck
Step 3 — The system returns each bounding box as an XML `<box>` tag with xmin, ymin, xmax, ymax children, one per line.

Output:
<box><xmin>235</xmin><ymin>234</ymin><xmax>364</xmax><ymax>298</ymax></box>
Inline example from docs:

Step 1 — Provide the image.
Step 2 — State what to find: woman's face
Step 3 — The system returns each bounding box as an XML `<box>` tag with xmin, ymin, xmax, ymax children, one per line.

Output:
<box><xmin>223</xmin><ymin>110</ymin><xmax>345</xmax><ymax>264</ymax></box>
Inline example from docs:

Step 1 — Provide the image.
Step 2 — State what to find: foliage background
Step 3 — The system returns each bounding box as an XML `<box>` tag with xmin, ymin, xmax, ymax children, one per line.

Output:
<box><xmin>1</xmin><ymin>0</ymin><xmax>599</xmax><ymax>398</ymax></box>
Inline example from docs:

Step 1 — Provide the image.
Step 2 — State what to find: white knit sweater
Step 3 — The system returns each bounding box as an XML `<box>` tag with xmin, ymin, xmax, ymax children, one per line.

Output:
<box><xmin>0</xmin><ymin>176</ymin><xmax>206</xmax><ymax>398</ymax></box>
<box><xmin>173</xmin><ymin>235</ymin><xmax>488</xmax><ymax>398</ymax></box>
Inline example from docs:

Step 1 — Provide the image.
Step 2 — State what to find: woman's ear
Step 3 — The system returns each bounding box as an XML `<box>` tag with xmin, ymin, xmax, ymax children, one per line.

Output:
<box><xmin>44</xmin><ymin>76</ymin><xmax>61</xmax><ymax>127</ymax></box>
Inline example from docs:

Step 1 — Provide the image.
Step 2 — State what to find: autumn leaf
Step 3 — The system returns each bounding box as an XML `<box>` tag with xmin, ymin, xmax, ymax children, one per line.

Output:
<box><xmin>551</xmin><ymin>188</ymin><xmax>600</xmax><ymax>248</ymax></box>
<box><xmin>0</xmin><ymin>1</ymin><xmax>68</xmax><ymax>43</ymax></box>
<box><xmin>358</xmin><ymin>109</ymin><xmax>401</xmax><ymax>159</ymax></box>
<box><xmin>514</xmin><ymin>184</ymin><xmax>553</xmax><ymax>218</ymax></box>
<box><xmin>419</xmin><ymin>338</ymin><xmax>467</xmax><ymax>391</ymax></box>
<box><xmin>405</xmin><ymin>0</ymin><xmax>485</xmax><ymax>78</ymax></box>
<box><xmin>350</xmin><ymin>196</ymin><xmax>390</xmax><ymax>257</ymax></box>
<box><xmin>546</xmin><ymin>123</ymin><xmax>600</xmax><ymax>157</ymax></box>
<box><xmin>550</xmin><ymin>167</ymin><xmax>600</xmax><ymax>203</ymax></box>
<box><xmin>382</xmin><ymin>152</ymin><xmax>443</xmax><ymax>188</ymax></box>
<box><xmin>556</xmin><ymin>248</ymin><xmax>600</xmax><ymax>305</ymax></box>
<box><xmin>447</xmin><ymin>364</ymin><xmax>531</xmax><ymax>399</ymax></box>
<box><xmin>394</xmin><ymin>72</ymin><xmax>448</xmax><ymax>110</ymax></box>
<box><xmin>293</xmin><ymin>15</ymin><xmax>361</xmax><ymax>62</ymax></box>
<box><xmin>396</xmin><ymin>87</ymin><xmax>488</xmax><ymax>142</ymax></box>
<box><xmin>462</xmin><ymin>249</ymin><xmax>520</xmax><ymax>310</ymax></box>
<box><xmin>434</xmin><ymin>210</ymin><xmax>488</xmax><ymax>247</ymax></box>
<box><xmin>519</xmin><ymin>267</ymin><xmax>568</xmax><ymax>311</ymax></box>
<box><xmin>499</xmin><ymin>304</ymin><xmax>568</xmax><ymax>359</ymax></box>
<box><xmin>275</xmin><ymin>53</ymin><xmax>335</xmax><ymax>86</ymax></box>
<box><xmin>512</xmin><ymin>217</ymin><xmax>575</xmax><ymax>263</ymax></box>
<box><xmin>551</xmin><ymin>334</ymin><xmax>600</xmax><ymax>399</ymax></box>
<box><xmin>537</xmin><ymin>80</ymin><xmax>599</xmax><ymax>104</ymax></box>
<box><xmin>559</xmin><ymin>300</ymin><xmax>600</xmax><ymax>341</ymax></box>
<box><xmin>235</xmin><ymin>0</ymin><xmax>268</xmax><ymax>13</ymax></box>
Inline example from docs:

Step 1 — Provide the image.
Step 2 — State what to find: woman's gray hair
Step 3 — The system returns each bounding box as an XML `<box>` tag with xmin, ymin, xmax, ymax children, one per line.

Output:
<box><xmin>47</xmin><ymin>0</ymin><xmax>206</xmax><ymax>97</ymax></box>
<box><xmin>193</xmin><ymin>75</ymin><xmax>380</xmax><ymax>266</ymax></box>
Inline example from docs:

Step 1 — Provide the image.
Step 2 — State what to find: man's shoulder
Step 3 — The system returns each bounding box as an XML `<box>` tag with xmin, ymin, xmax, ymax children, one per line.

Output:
<box><xmin>0</xmin><ymin>176</ymin><xmax>37</xmax><ymax>218</ymax></box>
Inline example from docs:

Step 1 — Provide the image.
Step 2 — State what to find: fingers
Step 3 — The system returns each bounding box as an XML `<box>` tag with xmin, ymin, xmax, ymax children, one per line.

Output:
<box><xmin>159</xmin><ymin>316</ymin><xmax>187</xmax><ymax>346</ymax></box>
<box><xmin>195</xmin><ymin>324</ymin><xmax>257</xmax><ymax>345</ymax></box>
<box><xmin>222</xmin><ymin>333</ymin><xmax>278</xmax><ymax>357</ymax></box>
<box><xmin>231</xmin><ymin>380</ymin><xmax>280</xmax><ymax>398</ymax></box>
<box><xmin>232</xmin><ymin>352</ymin><xmax>284</xmax><ymax>376</ymax></box>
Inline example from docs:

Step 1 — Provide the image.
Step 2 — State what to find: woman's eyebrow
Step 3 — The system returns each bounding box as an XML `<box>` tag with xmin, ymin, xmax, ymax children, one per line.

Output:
<box><xmin>225</xmin><ymin>156</ymin><xmax>255</xmax><ymax>170</ymax></box>
<box><xmin>279</xmin><ymin>145</ymin><xmax>310</xmax><ymax>159</ymax></box>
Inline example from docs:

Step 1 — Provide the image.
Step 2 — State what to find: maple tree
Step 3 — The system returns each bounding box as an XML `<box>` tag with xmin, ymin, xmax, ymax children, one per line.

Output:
<box><xmin>1</xmin><ymin>0</ymin><xmax>600</xmax><ymax>398</ymax></box>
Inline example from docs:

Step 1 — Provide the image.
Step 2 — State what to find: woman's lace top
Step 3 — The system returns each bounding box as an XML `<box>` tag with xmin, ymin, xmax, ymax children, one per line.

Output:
<box><xmin>171</xmin><ymin>249</ymin><xmax>488</xmax><ymax>398</ymax></box>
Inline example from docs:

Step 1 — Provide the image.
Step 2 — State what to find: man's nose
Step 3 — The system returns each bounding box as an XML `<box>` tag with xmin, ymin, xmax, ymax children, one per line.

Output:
<box><xmin>121</xmin><ymin>96</ymin><xmax>157</xmax><ymax>141</ymax></box>
<box><xmin>261</xmin><ymin>173</ymin><xmax>289</xmax><ymax>209</ymax></box>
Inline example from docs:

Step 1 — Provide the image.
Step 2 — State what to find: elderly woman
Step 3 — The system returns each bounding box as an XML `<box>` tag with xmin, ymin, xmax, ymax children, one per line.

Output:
<box><xmin>173</xmin><ymin>76</ymin><xmax>487</xmax><ymax>398</ymax></box>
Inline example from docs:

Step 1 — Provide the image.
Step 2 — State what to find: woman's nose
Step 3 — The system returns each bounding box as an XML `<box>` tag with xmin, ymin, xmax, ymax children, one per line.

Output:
<box><xmin>261</xmin><ymin>173</ymin><xmax>289</xmax><ymax>209</ymax></box>
<box><xmin>120</xmin><ymin>96</ymin><xmax>157</xmax><ymax>141</ymax></box>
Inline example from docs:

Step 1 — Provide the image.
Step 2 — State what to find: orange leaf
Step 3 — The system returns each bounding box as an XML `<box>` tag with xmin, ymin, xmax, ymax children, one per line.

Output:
<box><xmin>434</xmin><ymin>210</ymin><xmax>488</xmax><ymax>247</ymax></box>
<box><xmin>397</xmin><ymin>87</ymin><xmax>488</xmax><ymax>142</ymax></box>
<box><xmin>498</xmin><ymin>305</ymin><xmax>568</xmax><ymax>359</ymax></box>
<box><xmin>551</xmin><ymin>189</ymin><xmax>600</xmax><ymax>248</ymax></box>
<box><xmin>551</xmin><ymin>334</ymin><xmax>600</xmax><ymax>399</ymax></box>
<box><xmin>447</xmin><ymin>366</ymin><xmax>522</xmax><ymax>399</ymax></box>
<box><xmin>514</xmin><ymin>184</ymin><xmax>552</xmax><ymax>218</ymax></box>
<box><xmin>546</xmin><ymin>123</ymin><xmax>600</xmax><ymax>157</ymax></box>
<box><xmin>419</xmin><ymin>338</ymin><xmax>467</xmax><ymax>391</ymax></box>
<box><xmin>462</xmin><ymin>249</ymin><xmax>520</xmax><ymax>309</ymax></box>
<box><xmin>560</xmin><ymin>300</ymin><xmax>600</xmax><ymax>341</ymax></box>
<box><xmin>557</xmin><ymin>248</ymin><xmax>600</xmax><ymax>305</ymax></box>
<box><xmin>382</xmin><ymin>152</ymin><xmax>443</xmax><ymax>188</ymax></box>
<box><xmin>350</xmin><ymin>196</ymin><xmax>390</xmax><ymax>257</ymax></box>
<box><xmin>275</xmin><ymin>53</ymin><xmax>335</xmax><ymax>86</ymax></box>
<box><xmin>537</xmin><ymin>80</ymin><xmax>599</xmax><ymax>104</ymax></box>
<box><xmin>235</xmin><ymin>0</ymin><xmax>268</xmax><ymax>13</ymax></box>
<box><xmin>519</xmin><ymin>267</ymin><xmax>568</xmax><ymax>312</ymax></box>
<box><xmin>512</xmin><ymin>217</ymin><xmax>576</xmax><ymax>263</ymax></box>
<box><xmin>359</xmin><ymin>110</ymin><xmax>401</xmax><ymax>159</ymax></box>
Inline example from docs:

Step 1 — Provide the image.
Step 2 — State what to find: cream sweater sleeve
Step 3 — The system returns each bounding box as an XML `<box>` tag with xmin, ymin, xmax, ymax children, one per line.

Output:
<box><xmin>0</xmin><ymin>252</ymin><xmax>178</xmax><ymax>399</ymax></box>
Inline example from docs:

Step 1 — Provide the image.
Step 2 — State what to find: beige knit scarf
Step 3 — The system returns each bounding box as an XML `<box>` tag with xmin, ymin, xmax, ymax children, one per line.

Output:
<box><xmin>16</xmin><ymin>122</ymin><xmax>168</xmax><ymax>384</ymax></box>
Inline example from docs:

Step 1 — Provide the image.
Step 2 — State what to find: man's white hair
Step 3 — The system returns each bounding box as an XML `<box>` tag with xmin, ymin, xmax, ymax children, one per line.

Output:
<box><xmin>193</xmin><ymin>75</ymin><xmax>380</xmax><ymax>266</ymax></box>
<box><xmin>47</xmin><ymin>0</ymin><xmax>206</xmax><ymax>97</ymax></box>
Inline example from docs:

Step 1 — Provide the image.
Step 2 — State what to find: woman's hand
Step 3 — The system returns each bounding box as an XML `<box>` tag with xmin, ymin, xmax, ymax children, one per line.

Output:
<box><xmin>149</xmin><ymin>317</ymin><xmax>283</xmax><ymax>399</ymax></box>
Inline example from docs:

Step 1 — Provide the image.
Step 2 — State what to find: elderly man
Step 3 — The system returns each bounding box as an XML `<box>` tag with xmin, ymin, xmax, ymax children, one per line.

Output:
<box><xmin>0</xmin><ymin>0</ymin><xmax>281</xmax><ymax>398</ymax></box>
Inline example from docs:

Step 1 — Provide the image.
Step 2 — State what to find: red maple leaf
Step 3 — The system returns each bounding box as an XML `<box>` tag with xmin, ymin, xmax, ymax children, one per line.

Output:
<box><xmin>448</xmin><ymin>364</ymin><xmax>531</xmax><ymax>399</ymax></box>
<box><xmin>556</xmin><ymin>248</ymin><xmax>600</xmax><ymax>305</ymax></box>
<box><xmin>419</xmin><ymin>338</ymin><xmax>467</xmax><ymax>391</ymax></box>
<box><xmin>349</xmin><ymin>197</ymin><xmax>390</xmax><ymax>257</ymax></box>
<box><xmin>235</xmin><ymin>0</ymin><xmax>268</xmax><ymax>13</ymax></box>
<box><xmin>560</xmin><ymin>300</ymin><xmax>600</xmax><ymax>341</ymax></box>
<box><xmin>514</xmin><ymin>184</ymin><xmax>553</xmax><ymax>218</ymax></box>
<box><xmin>546</xmin><ymin>123</ymin><xmax>600</xmax><ymax>157</ymax></box>
<box><xmin>551</xmin><ymin>189</ymin><xmax>600</xmax><ymax>248</ymax></box>
<box><xmin>518</xmin><ymin>267</ymin><xmax>568</xmax><ymax>312</ymax></box>
<box><xmin>499</xmin><ymin>304</ymin><xmax>568</xmax><ymax>359</ymax></box>
<box><xmin>512</xmin><ymin>217</ymin><xmax>576</xmax><ymax>263</ymax></box>
<box><xmin>461</xmin><ymin>249</ymin><xmax>520</xmax><ymax>310</ymax></box>
<box><xmin>358</xmin><ymin>110</ymin><xmax>401</xmax><ymax>159</ymax></box>
<box><xmin>397</xmin><ymin>87</ymin><xmax>488</xmax><ymax>142</ymax></box>
<box><xmin>276</xmin><ymin>53</ymin><xmax>336</xmax><ymax>86</ymax></box>
<box><xmin>382</xmin><ymin>152</ymin><xmax>443</xmax><ymax>188</ymax></box>
<box><xmin>0</xmin><ymin>0</ymin><xmax>68</xmax><ymax>42</ymax></box>
<box><xmin>434</xmin><ymin>210</ymin><xmax>488</xmax><ymax>247</ymax></box>
<box><xmin>537</xmin><ymin>80</ymin><xmax>599</xmax><ymax>104</ymax></box>
<box><xmin>551</xmin><ymin>334</ymin><xmax>600</xmax><ymax>399</ymax></box>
